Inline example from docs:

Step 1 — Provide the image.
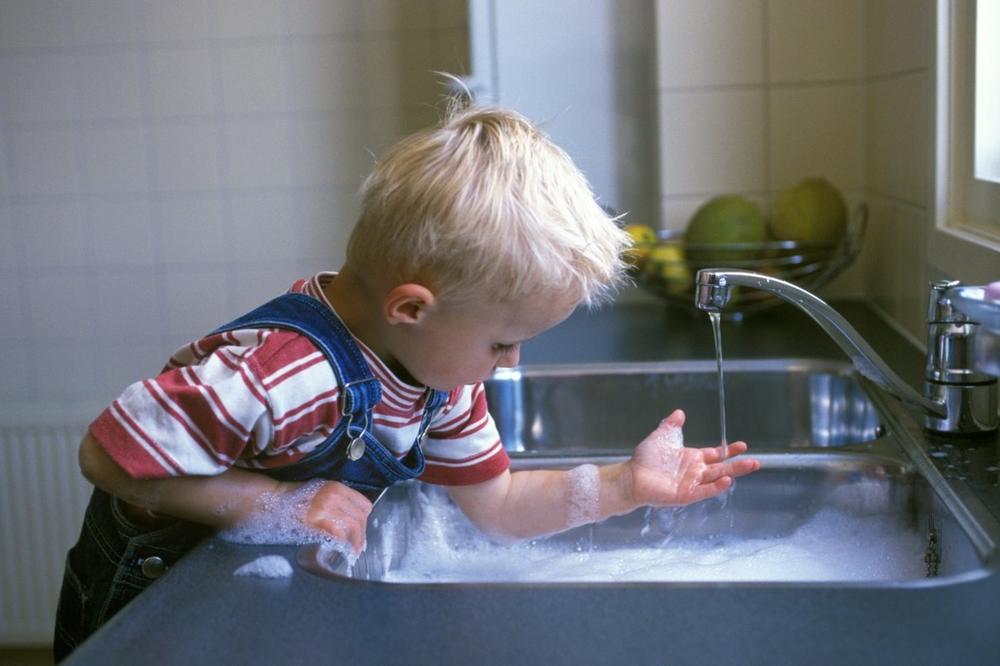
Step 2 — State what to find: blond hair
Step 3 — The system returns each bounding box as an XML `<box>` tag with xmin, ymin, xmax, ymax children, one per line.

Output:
<box><xmin>346</xmin><ymin>102</ymin><xmax>630</xmax><ymax>306</ymax></box>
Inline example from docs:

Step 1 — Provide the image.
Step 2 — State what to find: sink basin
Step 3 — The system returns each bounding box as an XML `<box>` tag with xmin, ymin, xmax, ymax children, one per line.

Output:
<box><xmin>485</xmin><ymin>359</ymin><xmax>883</xmax><ymax>453</ymax></box>
<box><xmin>298</xmin><ymin>452</ymin><xmax>987</xmax><ymax>586</ymax></box>
<box><xmin>298</xmin><ymin>358</ymin><xmax>997</xmax><ymax>587</ymax></box>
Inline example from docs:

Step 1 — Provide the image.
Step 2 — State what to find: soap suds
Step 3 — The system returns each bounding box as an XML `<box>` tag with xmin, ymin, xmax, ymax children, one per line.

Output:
<box><xmin>379</xmin><ymin>484</ymin><xmax>926</xmax><ymax>584</ymax></box>
<box><xmin>635</xmin><ymin>420</ymin><xmax>685</xmax><ymax>475</ymax></box>
<box><xmin>651</xmin><ymin>422</ymin><xmax>684</xmax><ymax>472</ymax></box>
<box><xmin>218</xmin><ymin>479</ymin><xmax>358</xmax><ymax>565</ymax></box>
<box><xmin>828</xmin><ymin>476</ymin><xmax>893</xmax><ymax>515</ymax></box>
<box><xmin>233</xmin><ymin>554</ymin><xmax>293</xmax><ymax>579</ymax></box>
<box><xmin>566</xmin><ymin>464</ymin><xmax>601</xmax><ymax>527</ymax></box>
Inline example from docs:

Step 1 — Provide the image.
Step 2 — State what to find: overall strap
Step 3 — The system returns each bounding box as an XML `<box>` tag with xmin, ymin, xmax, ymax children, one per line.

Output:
<box><xmin>211</xmin><ymin>293</ymin><xmax>380</xmax><ymax>421</ymax></box>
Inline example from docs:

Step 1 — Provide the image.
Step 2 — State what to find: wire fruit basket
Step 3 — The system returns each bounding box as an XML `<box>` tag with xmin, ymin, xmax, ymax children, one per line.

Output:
<box><xmin>634</xmin><ymin>204</ymin><xmax>868</xmax><ymax>317</ymax></box>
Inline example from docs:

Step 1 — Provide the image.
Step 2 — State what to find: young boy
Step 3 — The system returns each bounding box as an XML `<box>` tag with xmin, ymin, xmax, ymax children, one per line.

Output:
<box><xmin>54</xmin><ymin>103</ymin><xmax>759</xmax><ymax>659</ymax></box>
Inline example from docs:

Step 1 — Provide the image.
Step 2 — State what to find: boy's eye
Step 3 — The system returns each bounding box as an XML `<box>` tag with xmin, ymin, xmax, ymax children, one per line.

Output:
<box><xmin>492</xmin><ymin>342</ymin><xmax>519</xmax><ymax>355</ymax></box>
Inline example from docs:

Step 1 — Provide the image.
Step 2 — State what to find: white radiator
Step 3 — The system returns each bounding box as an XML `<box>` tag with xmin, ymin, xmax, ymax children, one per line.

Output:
<box><xmin>1</xmin><ymin>417</ymin><xmax>92</xmax><ymax>645</ymax></box>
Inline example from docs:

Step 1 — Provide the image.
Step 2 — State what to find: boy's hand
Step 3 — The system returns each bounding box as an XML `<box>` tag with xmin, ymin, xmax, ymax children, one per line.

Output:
<box><xmin>625</xmin><ymin>409</ymin><xmax>759</xmax><ymax>508</ymax></box>
<box><xmin>301</xmin><ymin>481</ymin><xmax>373</xmax><ymax>554</ymax></box>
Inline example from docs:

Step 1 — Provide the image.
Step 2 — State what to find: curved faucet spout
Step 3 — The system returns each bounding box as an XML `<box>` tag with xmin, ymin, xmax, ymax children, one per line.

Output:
<box><xmin>694</xmin><ymin>269</ymin><xmax>948</xmax><ymax>419</ymax></box>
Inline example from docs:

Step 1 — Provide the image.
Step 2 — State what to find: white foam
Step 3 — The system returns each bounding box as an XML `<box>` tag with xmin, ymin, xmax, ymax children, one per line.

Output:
<box><xmin>379</xmin><ymin>485</ymin><xmax>926</xmax><ymax>583</ymax></box>
<box><xmin>638</xmin><ymin>422</ymin><xmax>685</xmax><ymax>475</ymax></box>
<box><xmin>566</xmin><ymin>463</ymin><xmax>601</xmax><ymax>526</ymax></box>
<box><xmin>658</xmin><ymin>422</ymin><xmax>684</xmax><ymax>449</ymax></box>
<box><xmin>233</xmin><ymin>554</ymin><xmax>293</xmax><ymax>579</ymax></box>
<box><xmin>218</xmin><ymin>479</ymin><xmax>358</xmax><ymax>565</ymax></box>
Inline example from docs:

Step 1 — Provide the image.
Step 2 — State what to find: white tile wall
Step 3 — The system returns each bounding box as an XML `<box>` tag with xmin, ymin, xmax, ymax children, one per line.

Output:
<box><xmin>767</xmin><ymin>0</ymin><xmax>866</xmax><ymax>83</ymax></box>
<box><xmin>76</xmin><ymin>51</ymin><xmax>146</xmax><ymax>120</ymax></box>
<box><xmin>89</xmin><ymin>200</ymin><xmax>156</xmax><ymax>266</ymax></box>
<box><xmin>0</xmin><ymin>0</ymin><xmax>469</xmax><ymax>409</ymax></box>
<box><xmin>768</xmin><ymin>84</ymin><xmax>865</xmax><ymax>191</ymax></box>
<box><xmin>3</xmin><ymin>54</ymin><xmax>77</xmax><ymax>123</ymax></box>
<box><xmin>215</xmin><ymin>0</ymin><xmax>288</xmax><ymax>39</ymax></box>
<box><xmin>655</xmin><ymin>0</ymin><xmax>868</xmax><ymax>234</ymax></box>
<box><xmin>863</xmin><ymin>0</ymin><xmax>935</xmax><ymax>340</ymax></box>
<box><xmin>866</xmin><ymin>0</ymin><xmax>932</xmax><ymax>77</ymax></box>
<box><xmin>10</xmin><ymin>129</ymin><xmax>81</xmax><ymax>196</ymax></box>
<box><xmin>83</xmin><ymin>127</ymin><xmax>150</xmax><ymax>194</ymax></box>
<box><xmin>866</xmin><ymin>72</ymin><xmax>932</xmax><ymax>207</ymax></box>
<box><xmin>658</xmin><ymin>89</ymin><xmax>766</xmax><ymax>200</ymax></box>
<box><xmin>219</xmin><ymin>44</ymin><xmax>289</xmax><ymax>114</ymax></box>
<box><xmin>0</xmin><ymin>0</ymin><xmax>947</xmax><ymax>404</ymax></box>
<box><xmin>656</xmin><ymin>0</ymin><xmax>764</xmax><ymax>88</ymax></box>
<box><xmin>0</xmin><ymin>1</ymin><xmax>71</xmax><ymax>49</ymax></box>
<box><xmin>19</xmin><ymin>202</ymin><xmax>91</xmax><ymax>268</ymax></box>
<box><xmin>71</xmin><ymin>0</ymin><xmax>142</xmax><ymax>46</ymax></box>
<box><xmin>94</xmin><ymin>272</ymin><xmax>164</xmax><ymax>339</ymax></box>
<box><xmin>148</xmin><ymin>49</ymin><xmax>218</xmax><ymax>117</ymax></box>
<box><xmin>224</xmin><ymin>119</ymin><xmax>294</xmax><ymax>189</ymax></box>
<box><xmin>654</xmin><ymin>0</ymin><xmax>938</xmax><ymax>318</ymax></box>
<box><xmin>286</xmin><ymin>1</ymin><xmax>363</xmax><ymax>36</ymax></box>
<box><xmin>152</xmin><ymin>123</ymin><xmax>222</xmax><ymax>191</ymax></box>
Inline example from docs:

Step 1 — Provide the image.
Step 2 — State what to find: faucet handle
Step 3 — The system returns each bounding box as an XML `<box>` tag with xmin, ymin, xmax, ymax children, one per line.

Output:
<box><xmin>927</xmin><ymin>279</ymin><xmax>967</xmax><ymax>323</ymax></box>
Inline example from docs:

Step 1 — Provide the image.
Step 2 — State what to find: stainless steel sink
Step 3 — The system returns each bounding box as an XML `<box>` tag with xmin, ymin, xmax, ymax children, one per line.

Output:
<box><xmin>297</xmin><ymin>358</ymin><xmax>998</xmax><ymax>587</ymax></box>
<box><xmin>299</xmin><ymin>452</ymin><xmax>987</xmax><ymax>585</ymax></box>
<box><xmin>485</xmin><ymin>359</ymin><xmax>883</xmax><ymax>453</ymax></box>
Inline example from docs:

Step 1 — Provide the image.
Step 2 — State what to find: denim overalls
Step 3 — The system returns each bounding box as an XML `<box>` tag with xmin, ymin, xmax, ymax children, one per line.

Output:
<box><xmin>214</xmin><ymin>293</ymin><xmax>449</xmax><ymax>497</ymax></box>
<box><xmin>54</xmin><ymin>293</ymin><xmax>446</xmax><ymax>660</ymax></box>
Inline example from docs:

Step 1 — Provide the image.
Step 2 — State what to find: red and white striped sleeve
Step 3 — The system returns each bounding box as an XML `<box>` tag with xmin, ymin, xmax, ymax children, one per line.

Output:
<box><xmin>89</xmin><ymin>329</ymin><xmax>343</xmax><ymax>479</ymax></box>
<box><xmin>418</xmin><ymin>382</ymin><xmax>510</xmax><ymax>485</ymax></box>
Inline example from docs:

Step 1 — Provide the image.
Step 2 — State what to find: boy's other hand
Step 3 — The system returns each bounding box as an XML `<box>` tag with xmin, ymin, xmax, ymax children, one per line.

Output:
<box><xmin>302</xmin><ymin>481</ymin><xmax>373</xmax><ymax>554</ymax></box>
<box><xmin>626</xmin><ymin>409</ymin><xmax>760</xmax><ymax>508</ymax></box>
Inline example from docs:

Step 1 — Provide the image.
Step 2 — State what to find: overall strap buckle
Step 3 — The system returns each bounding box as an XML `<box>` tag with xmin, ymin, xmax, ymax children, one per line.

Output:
<box><xmin>341</xmin><ymin>377</ymin><xmax>381</xmax><ymax>460</ymax></box>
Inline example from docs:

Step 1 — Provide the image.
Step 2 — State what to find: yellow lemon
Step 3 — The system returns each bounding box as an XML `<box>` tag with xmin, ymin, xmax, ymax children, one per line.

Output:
<box><xmin>644</xmin><ymin>242</ymin><xmax>692</xmax><ymax>294</ymax></box>
<box><xmin>624</xmin><ymin>224</ymin><xmax>658</xmax><ymax>267</ymax></box>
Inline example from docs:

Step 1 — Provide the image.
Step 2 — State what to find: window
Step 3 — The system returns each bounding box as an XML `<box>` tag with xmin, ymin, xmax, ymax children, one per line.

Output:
<box><xmin>974</xmin><ymin>0</ymin><xmax>1000</xmax><ymax>183</ymax></box>
<box><xmin>937</xmin><ymin>0</ymin><xmax>1000</xmax><ymax>243</ymax></box>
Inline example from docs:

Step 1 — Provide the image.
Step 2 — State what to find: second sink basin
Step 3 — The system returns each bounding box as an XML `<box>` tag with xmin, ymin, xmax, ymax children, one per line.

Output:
<box><xmin>485</xmin><ymin>359</ymin><xmax>883</xmax><ymax>453</ymax></box>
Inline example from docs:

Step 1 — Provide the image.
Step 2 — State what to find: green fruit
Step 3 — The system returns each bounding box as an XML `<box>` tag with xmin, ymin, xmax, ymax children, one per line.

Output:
<box><xmin>684</xmin><ymin>195</ymin><xmax>766</xmax><ymax>264</ymax></box>
<box><xmin>771</xmin><ymin>178</ymin><xmax>847</xmax><ymax>244</ymax></box>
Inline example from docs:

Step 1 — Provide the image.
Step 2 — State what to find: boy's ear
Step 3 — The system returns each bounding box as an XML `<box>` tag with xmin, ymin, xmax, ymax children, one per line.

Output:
<box><xmin>383</xmin><ymin>283</ymin><xmax>437</xmax><ymax>325</ymax></box>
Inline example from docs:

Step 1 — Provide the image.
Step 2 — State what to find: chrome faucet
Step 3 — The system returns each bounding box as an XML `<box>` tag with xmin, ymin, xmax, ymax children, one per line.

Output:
<box><xmin>694</xmin><ymin>269</ymin><xmax>998</xmax><ymax>436</ymax></box>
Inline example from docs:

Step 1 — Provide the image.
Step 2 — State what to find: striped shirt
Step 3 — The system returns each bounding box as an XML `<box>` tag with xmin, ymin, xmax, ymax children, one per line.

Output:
<box><xmin>90</xmin><ymin>273</ymin><xmax>510</xmax><ymax>486</ymax></box>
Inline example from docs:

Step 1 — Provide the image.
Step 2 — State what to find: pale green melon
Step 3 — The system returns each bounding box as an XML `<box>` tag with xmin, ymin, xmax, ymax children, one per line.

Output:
<box><xmin>684</xmin><ymin>195</ymin><xmax>766</xmax><ymax>264</ymax></box>
<box><xmin>771</xmin><ymin>178</ymin><xmax>847</xmax><ymax>244</ymax></box>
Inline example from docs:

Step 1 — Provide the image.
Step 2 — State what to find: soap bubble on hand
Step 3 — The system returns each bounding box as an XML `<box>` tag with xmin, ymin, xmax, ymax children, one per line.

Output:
<box><xmin>648</xmin><ymin>418</ymin><xmax>685</xmax><ymax>470</ymax></box>
<box><xmin>566</xmin><ymin>463</ymin><xmax>601</xmax><ymax>527</ymax></box>
<box><xmin>629</xmin><ymin>409</ymin><xmax>758</xmax><ymax>508</ymax></box>
<box><xmin>218</xmin><ymin>479</ymin><xmax>365</xmax><ymax>565</ymax></box>
<box><xmin>632</xmin><ymin>411</ymin><xmax>687</xmax><ymax>477</ymax></box>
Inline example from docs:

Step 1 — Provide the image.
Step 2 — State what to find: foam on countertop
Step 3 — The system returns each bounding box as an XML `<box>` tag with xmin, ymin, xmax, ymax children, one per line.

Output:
<box><xmin>233</xmin><ymin>555</ymin><xmax>293</xmax><ymax>579</ymax></box>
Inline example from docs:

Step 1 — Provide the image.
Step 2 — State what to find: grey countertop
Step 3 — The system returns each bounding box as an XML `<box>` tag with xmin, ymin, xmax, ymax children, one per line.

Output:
<box><xmin>67</xmin><ymin>298</ymin><xmax>1000</xmax><ymax>666</ymax></box>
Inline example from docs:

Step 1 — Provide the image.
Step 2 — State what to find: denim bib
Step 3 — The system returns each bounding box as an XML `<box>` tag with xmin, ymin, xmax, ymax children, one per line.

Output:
<box><xmin>211</xmin><ymin>292</ymin><xmax>448</xmax><ymax>501</ymax></box>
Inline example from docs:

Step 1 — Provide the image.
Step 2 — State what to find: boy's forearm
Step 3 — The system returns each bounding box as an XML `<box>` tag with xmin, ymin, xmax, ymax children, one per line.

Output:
<box><xmin>450</xmin><ymin>463</ymin><xmax>636</xmax><ymax>540</ymax></box>
<box><xmin>79</xmin><ymin>433</ymin><xmax>286</xmax><ymax>528</ymax></box>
